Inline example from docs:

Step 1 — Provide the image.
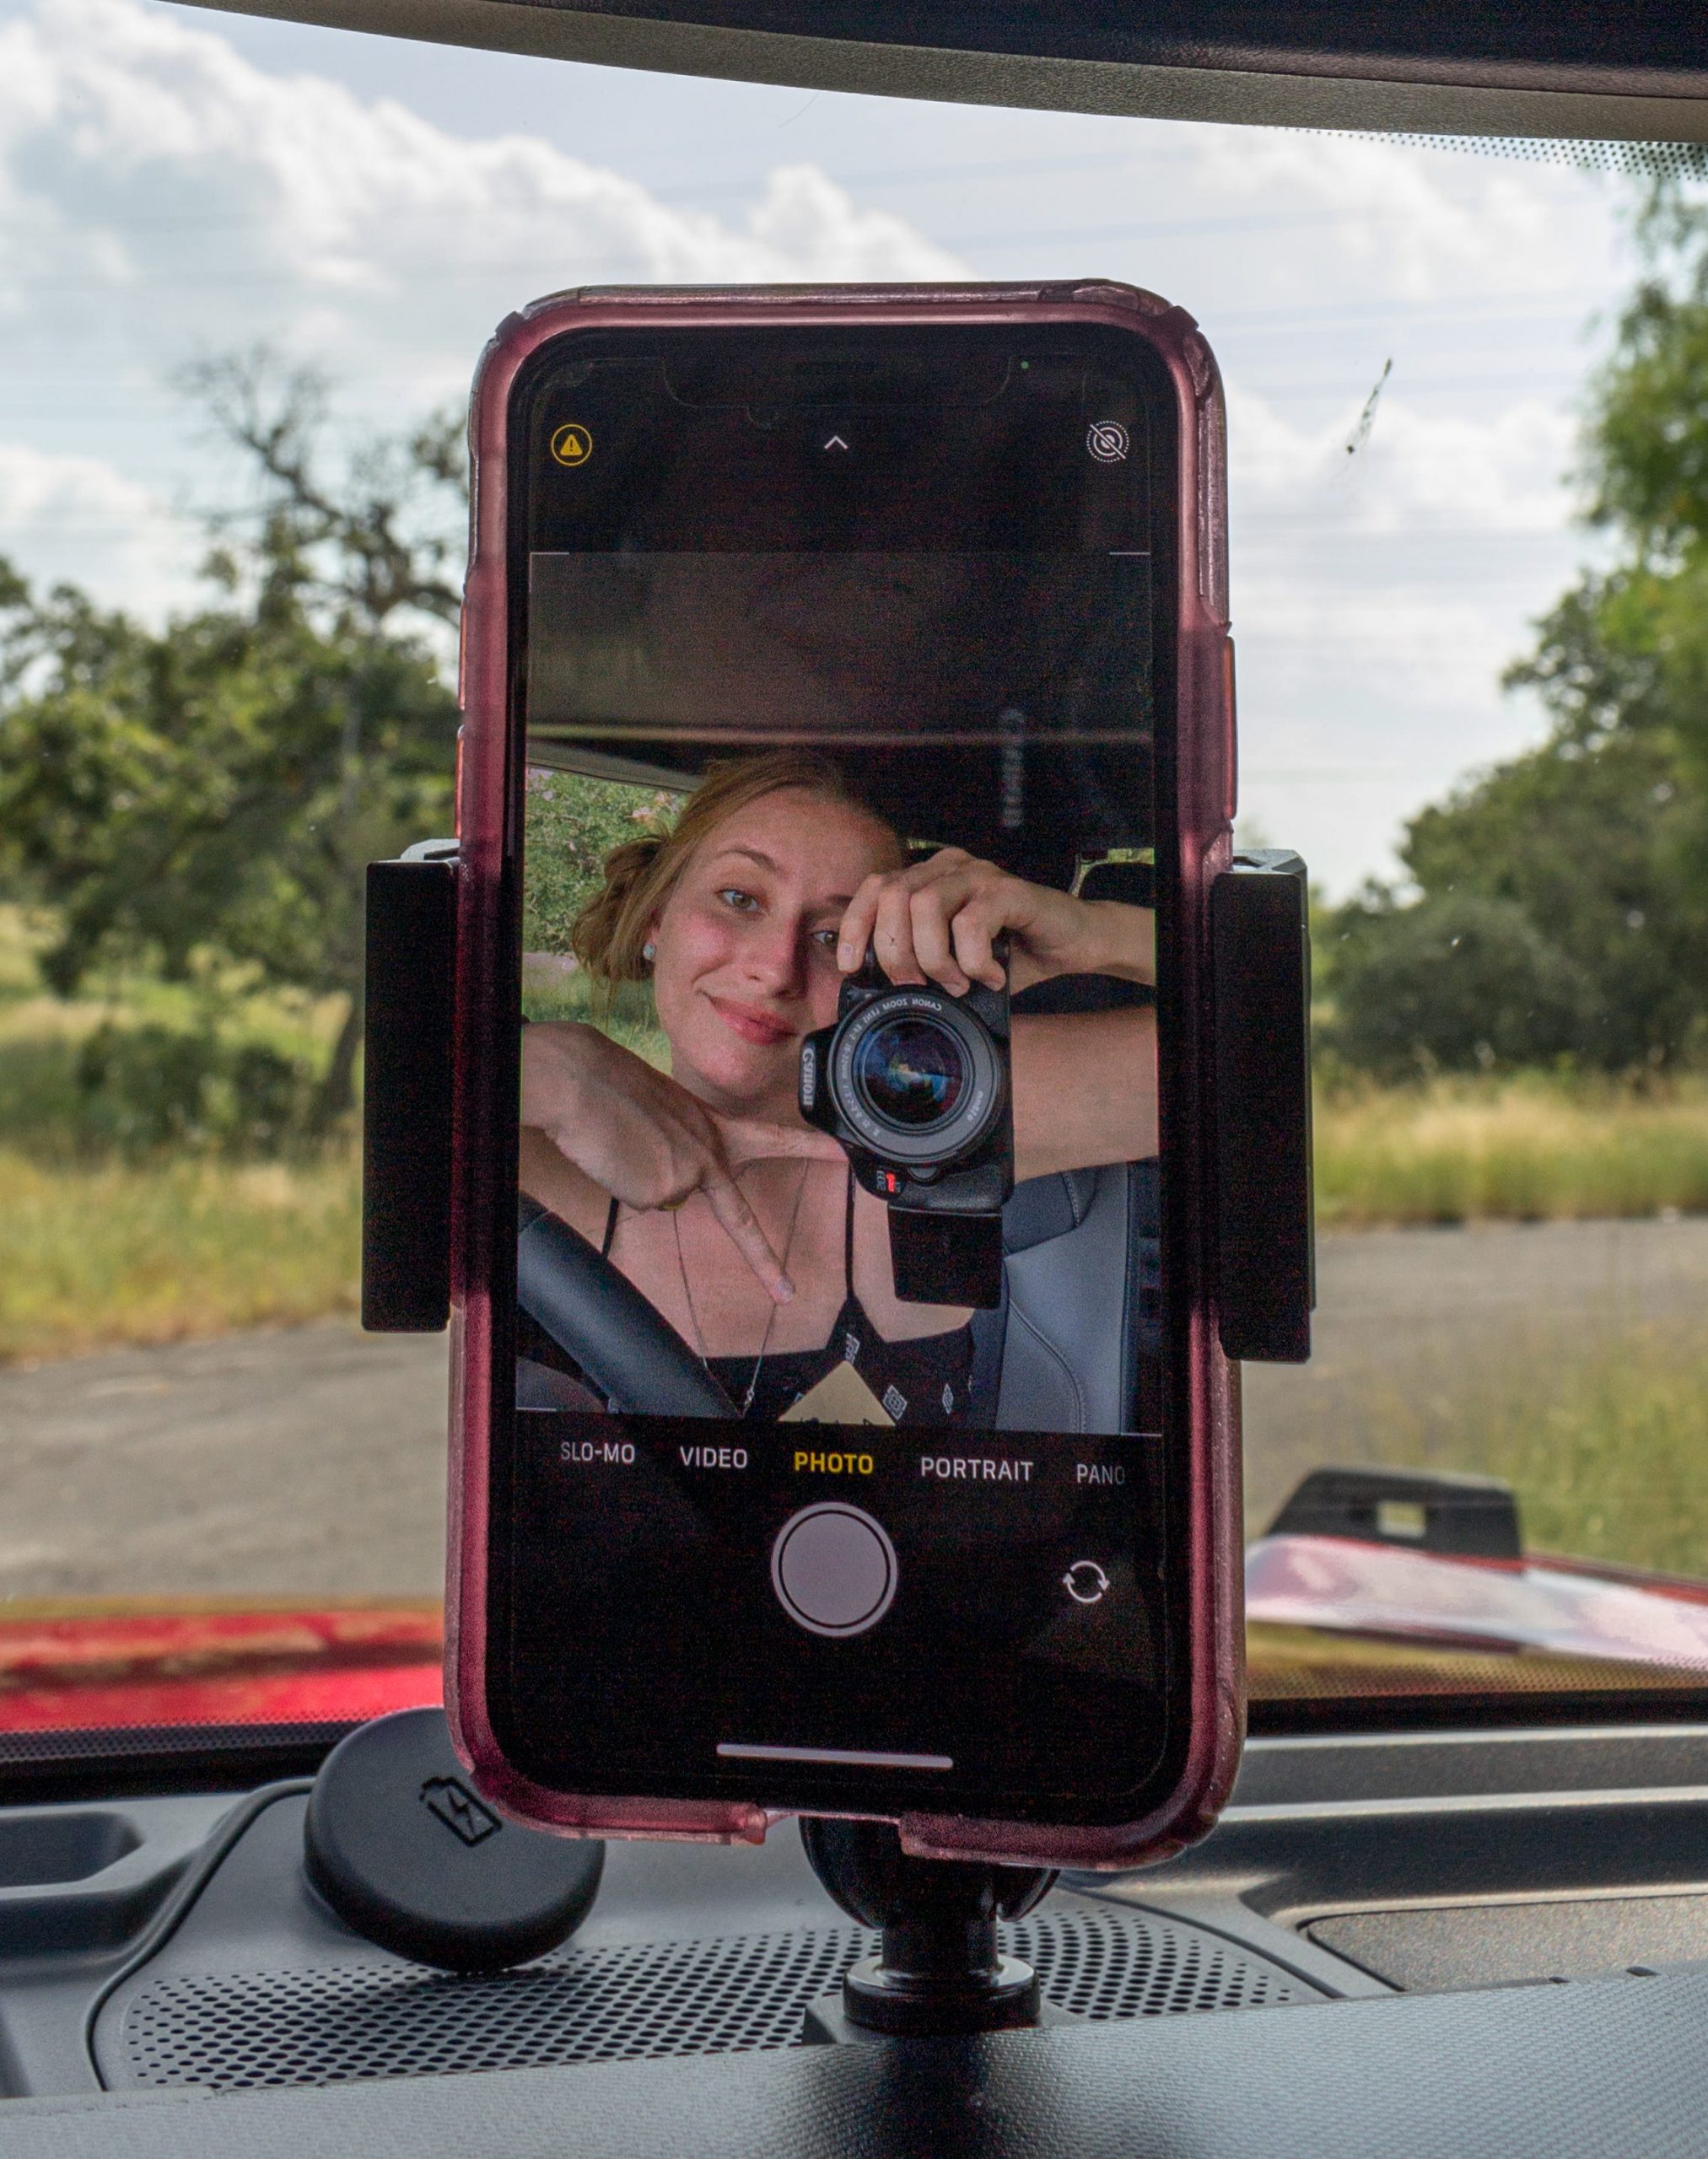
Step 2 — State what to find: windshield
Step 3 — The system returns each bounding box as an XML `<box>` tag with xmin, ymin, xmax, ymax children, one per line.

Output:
<box><xmin>1</xmin><ymin>0</ymin><xmax>1705</xmax><ymax>1763</ymax></box>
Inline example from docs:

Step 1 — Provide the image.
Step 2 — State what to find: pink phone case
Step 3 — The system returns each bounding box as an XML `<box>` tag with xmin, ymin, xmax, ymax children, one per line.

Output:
<box><xmin>445</xmin><ymin>280</ymin><xmax>1243</xmax><ymax>1869</ymax></box>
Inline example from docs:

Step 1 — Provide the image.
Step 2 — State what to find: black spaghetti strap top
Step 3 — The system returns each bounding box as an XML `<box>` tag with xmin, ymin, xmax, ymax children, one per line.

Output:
<box><xmin>602</xmin><ymin>1176</ymin><xmax>977</xmax><ymax>1426</ymax></box>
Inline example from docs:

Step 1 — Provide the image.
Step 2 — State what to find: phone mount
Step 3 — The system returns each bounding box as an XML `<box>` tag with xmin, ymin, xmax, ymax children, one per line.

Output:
<box><xmin>304</xmin><ymin>1709</ymin><xmax>604</xmax><ymax>1972</ymax></box>
<box><xmin>799</xmin><ymin>1817</ymin><xmax>1056</xmax><ymax>2039</ymax></box>
<box><xmin>1211</xmin><ymin>848</ymin><xmax>1315</xmax><ymax>1362</ymax></box>
<box><xmin>361</xmin><ymin>837</ymin><xmax>1315</xmax><ymax>1367</ymax></box>
<box><xmin>362</xmin><ymin>841</ymin><xmax>458</xmax><ymax>1331</ymax></box>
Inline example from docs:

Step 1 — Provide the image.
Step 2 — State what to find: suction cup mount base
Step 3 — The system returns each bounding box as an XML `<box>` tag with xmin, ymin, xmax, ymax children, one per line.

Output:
<box><xmin>799</xmin><ymin>1817</ymin><xmax>1057</xmax><ymax>2039</ymax></box>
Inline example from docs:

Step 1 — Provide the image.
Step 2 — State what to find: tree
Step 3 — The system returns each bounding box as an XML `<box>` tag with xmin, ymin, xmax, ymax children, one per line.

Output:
<box><xmin>1325</xmin><ymin>180</ymin><xmax>1708</xmax><ymax>1079</ymax></box>
<box><xmin>521</xmin><ymin>768</ymin><xmax>672</xmax><ymax>958</ymax></box>
<box><xmin>0</xmin><ymin>354</ymin><xmax>464</xmax><ymax>1130</ymax></box>
<box><xmin>183</xmin><ymin>353</ymin><xmax>465</xmax><ymax>638</ymax></box>
<box><xmin>1324</xmin><ymin>887</ymin><xmax>1597</xmax><ymax>1082</ymax></box>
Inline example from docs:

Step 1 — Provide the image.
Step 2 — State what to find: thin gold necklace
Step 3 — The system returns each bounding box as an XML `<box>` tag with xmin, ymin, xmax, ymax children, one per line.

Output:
<box><xmin>671</xmin><ymin>1163</ymin><xmax>811</xmax><ymax>1417</ymax></box>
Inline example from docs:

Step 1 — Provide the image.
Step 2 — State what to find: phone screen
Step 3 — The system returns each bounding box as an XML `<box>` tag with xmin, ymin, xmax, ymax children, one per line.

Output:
<box><xmin>490</xmin><ymin>320</ymin><xmax>1184</xmax><ymax>1825</ymax></box>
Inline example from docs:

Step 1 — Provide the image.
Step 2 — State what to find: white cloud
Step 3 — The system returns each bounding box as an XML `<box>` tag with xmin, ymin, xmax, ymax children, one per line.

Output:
<box><xmin>1230</xmin><ymin>382</ymin><xmax>1579</xmax><ymax>716</ymax></box>
<box><xmin>0</xmin><ymin>0</ymin><xmax>1627</xmax><ymax>891</ymax></box>
<box><xmin>1178</xmin><ymin>127</ymin><xmax>1596</xmax><ymax>304</ymax></box>
<box><xmin>0</xmin><ymin>0</ymin><xmax>966</xmax><ymax>637</ymax></box>
<box><xmin>0</xmin><ymin>0</ymin><xmax>962</xmax><ymax>374</ymax></box>
<box><xmin>1222</xmin><ymin>380</ymin><xmax>1588</xmax><ymax>889</ymax></box>
<box><xmin>1231</xmin><ymin>382</ymin><xmax>1576</xmax><ymax>536</ymax></box>
<box><xmin>0</xmin><ymin>439</ymin><xmax>148</xmax><ymax>523</ymax></box>
<box><xmin>0</xmin><ymin>440</ymin><xmax>197</xmax><ymax>611</ymax></box>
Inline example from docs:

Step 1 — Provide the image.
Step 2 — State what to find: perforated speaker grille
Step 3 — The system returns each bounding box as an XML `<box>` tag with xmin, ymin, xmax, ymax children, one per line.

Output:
<box><xmin>115</xmin><ymin>1907</ymin><xmax>1312</xmax><ymax>2092</ymax></box>
<box><xmin>1016</xmin><ymin>1906</ymin><xmax>1303</xmax><ymax>2021</ymax></box>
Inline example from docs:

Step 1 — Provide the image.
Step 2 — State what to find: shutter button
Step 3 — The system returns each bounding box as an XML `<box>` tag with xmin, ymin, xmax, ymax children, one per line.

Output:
<box><xmin>771</xmin><ymin>1503</ymin><xmax>898</xmax><ymax>1638</ymax></box>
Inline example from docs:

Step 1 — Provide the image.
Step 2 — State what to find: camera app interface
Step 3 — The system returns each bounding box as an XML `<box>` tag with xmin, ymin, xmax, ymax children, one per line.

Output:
<box><xmin>502</xmin><ymin>325</ymin><xmax>1173</xmax><ymax>1817</ymax></box>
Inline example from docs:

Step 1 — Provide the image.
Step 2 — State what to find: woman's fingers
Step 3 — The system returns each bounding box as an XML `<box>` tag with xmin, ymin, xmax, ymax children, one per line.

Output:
<box><xmin>908</xmin><ymin>884</ymin><xmax>971</xmax><ymax>993</ymax></box>
<box><xmin>881</xmin><ymin>859</ymin><xmax>1018</xmax><ymax>995</ymax></box>
<box><xmin>835</xmin><ymin>871</ymin><xmax>887</xmax><ymax>974</ymax></box>
<box><xmin>700</xmin><ymin>1168</ymin><xmax>796</xmax><ymax>1303</ymax></box>
<box><xmin>838</xmin><ymin>847</ymin><xmax>1102</xmax><ymax>997</ymax></box>
<box><xmin>698</xmin><ymin>1112</ymin><xmax>842</xmax><ymax>1300</ymax></box>
<box><xmin>871</xmin><ymin>859</ymin><xmax>971</xmax><ymax>983</ymax></box>
<box><xmin>837</xmin><ymin>850</ymin><xmax>973</xmax><ymax>977</ymax></box>
<box><xmin>949</xmin><ymin>893</ymin><xmax>1010</xmax><ymax>992</ymax></box>
<box><xmin>870</xmin><ymin>877</ymin><xmax>928</xmax><ymax>983</ymax></box>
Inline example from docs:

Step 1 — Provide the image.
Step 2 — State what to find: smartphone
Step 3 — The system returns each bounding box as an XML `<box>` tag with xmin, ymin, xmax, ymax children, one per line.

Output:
<box><xmin>445</xmin><ymin>282</ymin><xmax>1242</xmax><ymax>1867</ymax></box>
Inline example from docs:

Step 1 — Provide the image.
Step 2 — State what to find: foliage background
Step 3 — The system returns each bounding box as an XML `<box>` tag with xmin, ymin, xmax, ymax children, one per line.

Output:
<box><xmin>1318</xmin><ymin>180</ymin><xmax>1708</xmax><ymax>1085</ymax></box>
<box><xmin>0</xmin><ymin>356</ymin><xmax>462</xmax><ymax>1139</ymax></box>
<box><xmin>521</xmin><ymin>770</ymin><xmax>672</xmax><ymax>959</ymax></box>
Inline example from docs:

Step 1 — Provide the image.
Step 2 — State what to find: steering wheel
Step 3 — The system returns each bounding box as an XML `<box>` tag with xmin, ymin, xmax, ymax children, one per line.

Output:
<box><xmin>516</xmin><ymin>1194</ymin><xmax>736</xmax><ymax>1418</ymax></box>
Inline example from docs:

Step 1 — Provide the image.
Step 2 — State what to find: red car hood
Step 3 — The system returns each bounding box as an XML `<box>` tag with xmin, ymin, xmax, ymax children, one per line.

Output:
<box><xmin>0</xmin><ymin>1601</ymin><xmax>442</xmax><ymax>1733</ymax></box>
<box><xmin>1247</xmin><ymin>1535</ymin><xmax>1708</xmax><ymax>1672</ymax></box>
<box><xmin>6</xmin><ymin>1541</ymin><xmax>1708</xmax><ymax>1737</ymax></box>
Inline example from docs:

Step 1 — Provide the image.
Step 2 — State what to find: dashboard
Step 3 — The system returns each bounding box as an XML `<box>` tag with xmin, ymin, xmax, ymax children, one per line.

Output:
<box><xmin>5</xmin><ymin>1720</ymin><xmax>1708</xmax><ymax>2153</ymax></box>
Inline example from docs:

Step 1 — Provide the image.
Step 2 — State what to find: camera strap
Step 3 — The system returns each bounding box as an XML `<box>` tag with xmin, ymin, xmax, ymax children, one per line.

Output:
<box><xmin>887</xmin><ymin>1209</ymin><xmax>1003</xmax><ymax>1311</ymax></box>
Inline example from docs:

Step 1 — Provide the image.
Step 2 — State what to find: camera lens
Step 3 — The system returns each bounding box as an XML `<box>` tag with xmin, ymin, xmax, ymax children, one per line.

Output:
<box><xmin>853</xmin><ymin>1018</ymin><xmax>967</xmax><ymax>1131</ymax></box>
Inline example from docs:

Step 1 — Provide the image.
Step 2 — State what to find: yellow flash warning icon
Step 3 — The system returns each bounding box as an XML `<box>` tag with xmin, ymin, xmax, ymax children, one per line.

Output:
<box><xmin>549</xmin><ymin>423</ymin><xmax>593</xmax><ymax>469</ymax></box>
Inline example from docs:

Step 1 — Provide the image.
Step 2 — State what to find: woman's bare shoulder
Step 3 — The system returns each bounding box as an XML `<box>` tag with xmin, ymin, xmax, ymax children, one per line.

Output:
<box><xmin>519</xmin><ymin>1126</ymin><xmax>611</xmax><ymax>1243</ymax></box>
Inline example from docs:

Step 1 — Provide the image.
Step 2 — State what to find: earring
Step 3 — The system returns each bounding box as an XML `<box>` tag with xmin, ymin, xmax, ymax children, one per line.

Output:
<box><xmin>642</xmin><ymin>940</ymin><xmax>656</xmax><ymax>962</ymax></box>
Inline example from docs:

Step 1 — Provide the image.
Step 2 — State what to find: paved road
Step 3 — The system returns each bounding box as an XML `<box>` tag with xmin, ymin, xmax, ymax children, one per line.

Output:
<box><xmin>0</xmin><ymin>1326</ymin><xmax>451</xmax><ymax>1599</ymax></box>
<box><xmin>1</xmin><ymin>1216</ymin><xmax>1704</xmax><ymax>1599</ymax></box>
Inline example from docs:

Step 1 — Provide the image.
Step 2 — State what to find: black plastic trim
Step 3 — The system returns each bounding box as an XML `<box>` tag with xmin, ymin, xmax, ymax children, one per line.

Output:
<box><xmin>497</xmin><ymin>0</ymin><xmax>1708</xmax><ymax>90</ymax></box>
<box><xmin>1210</xmin><ymin>850</ymin><xmax>1313</xmax><ymax>1364</ymax></box>
<box><xmin>362</xmin><ymin>859</ymin><xmax>456</xmax><ymax>1333</ymax></box>
<box><xmin>0</xmin><ymin>1728</ymin><xmax>352</xmax><ymax>1807</ymax></box>
<box><xmin>181</xmin><ymin>0</ymin><xmax>1708</xmax><ymax>153</ymax></box>
<box><xmin>1250</xmin><ymin>1687</ymin><xmax>1708</xmax><ymax>1738</ymax></box>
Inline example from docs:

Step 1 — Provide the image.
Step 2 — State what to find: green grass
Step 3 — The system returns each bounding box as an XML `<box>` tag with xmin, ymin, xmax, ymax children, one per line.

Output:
<box><xmin>1339</xmin><ymin>1321</ymin><xmax>1708</xmax><ymax>1581</ymax></box>
<box><xmin>0</xmin><ymin>909</ymin><xmax>348</xmax><ymax>1166</ymax></box>
<box><xmin>521</xmin><ymin>960</ymin><xmax>670</xmax><ymax>1069</ymax></box>
<box><xmin>1316</xmin><ymin>1073</ymin><xmax>1708</xmax><ymax>1228</ymax></box>
<box><xmin>0</xmin><ymin>1148</ymin><xmax>360</xmax><ymax>1365</ymax></box>
<box><xmin>0</xmin><ymin>937</ymin><xmax>666</xmax><ymax>1365</ymax></box>
<box><xmin>0</xmin><ymin>909</ymin><xmax>361</xmax><ymax>1361</ymax></box>
<box><xmin>3</xmin><ymin>900</ymin><xmax>1705</xmax><ymax>1426</ymax></box>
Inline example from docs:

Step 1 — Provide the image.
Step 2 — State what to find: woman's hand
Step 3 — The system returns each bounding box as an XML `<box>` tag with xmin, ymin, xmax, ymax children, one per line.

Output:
<box><xmin>836</xmin><ymin>848</ymin><xmax>1154</xmax><ymax>996</ymax></box>
<box><xmin>521</xmin><ymin>1023</ymin><xmax>840</xmax><ymax>1303</ymax></box>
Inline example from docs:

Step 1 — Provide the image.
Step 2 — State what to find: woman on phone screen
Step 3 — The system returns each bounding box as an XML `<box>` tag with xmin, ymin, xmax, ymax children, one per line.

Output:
<box><xmin>520</xmin><ymin>751</ymin><xmax>1156</xmax><ymax>1427</ymax></box>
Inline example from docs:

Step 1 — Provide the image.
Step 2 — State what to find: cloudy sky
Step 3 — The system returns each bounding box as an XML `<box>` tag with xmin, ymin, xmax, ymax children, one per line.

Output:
<box><xmin>0</xmin><ymin>0</ymin><xmax>1643</xmax><ymax>891</ymax></box>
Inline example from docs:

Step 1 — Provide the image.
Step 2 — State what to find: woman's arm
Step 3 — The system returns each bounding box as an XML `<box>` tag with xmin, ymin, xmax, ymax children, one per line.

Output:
<box><xmin>1011</xmin><ymin>1006</ymin><xmax>1156</xmax><ymax>1180</ymax></box>
<box><xmin>518</xmin><ymin>1121</ymin><xmax>609</xmax><ymax>1245</ymax></box>
<box><xmin>520</xmin><ymin>1021</ymin><xmax>838</xmax><ymax>1301</ymax></box>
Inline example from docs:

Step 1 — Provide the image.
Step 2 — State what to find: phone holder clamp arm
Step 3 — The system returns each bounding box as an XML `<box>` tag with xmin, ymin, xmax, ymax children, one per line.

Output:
<box><xmin>362</xmin><ymin>839</ymin><xmax>458</xmax><ymax>1333</ymax></box>
<box><xmin>1210</xmin><ymin>848</ymin><xmax>1315</xmax><ymax>1364</ymax></box>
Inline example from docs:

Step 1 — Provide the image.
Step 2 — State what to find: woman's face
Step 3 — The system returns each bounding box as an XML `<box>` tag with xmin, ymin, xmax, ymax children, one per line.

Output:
<box><xmin>650</xmin><ymin>788</ymin><xmax>899</xmax><ymax>1117</ymax></box>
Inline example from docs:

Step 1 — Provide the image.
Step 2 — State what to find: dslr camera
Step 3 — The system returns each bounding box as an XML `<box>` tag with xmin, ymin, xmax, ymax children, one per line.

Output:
<box><xmin>799</xmin><ymin>945</ymin><xmax>1014</xmax><ymax>1308</ymax></box>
